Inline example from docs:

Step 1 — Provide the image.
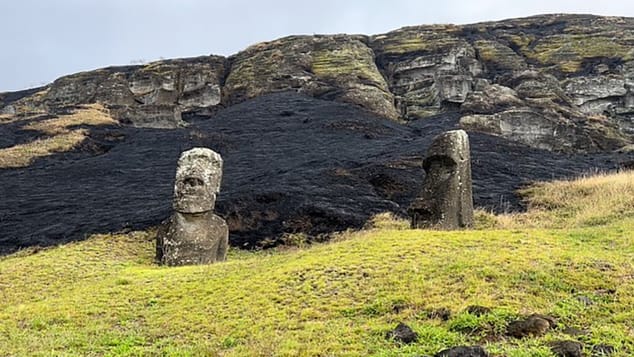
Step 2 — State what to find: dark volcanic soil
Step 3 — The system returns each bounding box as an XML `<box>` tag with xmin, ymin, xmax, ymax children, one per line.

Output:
<box><xmin>1</xmin><ymin>92</ymin><xmax>631</xmax><ymax>254</ymax></box>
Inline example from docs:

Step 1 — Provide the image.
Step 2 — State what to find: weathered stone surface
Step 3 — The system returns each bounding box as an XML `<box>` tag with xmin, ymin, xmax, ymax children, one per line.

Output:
<box><xmin>11</xmin><ymin>56</ymin><xmax>227</xmax><ymax>128</ymax></box>
<box><xmin>372</xmin><ymin>26</ymin><xmax>481</xmax><ymax>119</ymax></box>
<box><xmin>459</xmin><ymin>68</ymin><xmax>630</xmax><ymax>152</ymax></box>
<box><xmin>474</xmin><ymin>40</ymin><xmax>527</xmax><ymax>73</ymax></box>
<box><xmin>172</xmin><ymin>148</ymin><xmax>223</xmax><ymax>213</ymax></box>
<box><xmin>156</xmin><ymin>148</ymin><xmax>228</xmax><ymax>266</ymax></box>
<box><xmin>224</xmin><ymin>35</ymin><xmax>399</xmax><ymax>120</ymax></box>
<box><xmin>461</xmin><ymin>83</ymin><xmax>524</xmax><ymax>114</ymax></box>
<box><xmin>506</xmin><ymin>314</ymin><xmax>556</xmax><ymax>338</ymax></box>
<box><xmin>460</xmin><ymin>109</ymin><xmax>573</xmax><ymax>151</ymax></box>
<box><xmin>408</xmin><ymin>130</ymin><xmax>473</xmax><ymax>229</ymax></box>
<box><xmin>550</xmin><ymin>340</ymin><xmax>584</xmax><ymax>357</ymax></box>
<box><xmin>563</xmin><ymin>75</ymin><xmax>627</xmax><ymax>108</ymax></box>
<box><xmin>508</xmin><ymin>70</ymin><xmax>569</xmax><ymax>101</ymax></box>
<box><xmin>434</xmin><ymin>346</ymin><xmax>489</xmax><ymax>357</ymax></box>
<box><xmin>112</xmin><ymin>105</ymin><xmax>186</xmax><ymax>129</ymax></box>
<box><xmin>387</xmin><ymin>322</ymin><xmax>418</xmax><ymax>344</ymax></box>
<box><xmin>156</xmin><ymin>211</ymin><xmax>228</xmax><ymax>265</ymax></box>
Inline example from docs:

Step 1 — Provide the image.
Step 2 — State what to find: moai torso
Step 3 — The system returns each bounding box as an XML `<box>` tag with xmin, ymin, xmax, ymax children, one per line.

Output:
<box><xmin>156</xmin><ymin>148</ymin><xmax>229</xmax><ymax>266</ymax></box>
<box><xmin>408</xmin><ymin>130</ymin><xmax>474</xmax><ymax>229</ymax></box>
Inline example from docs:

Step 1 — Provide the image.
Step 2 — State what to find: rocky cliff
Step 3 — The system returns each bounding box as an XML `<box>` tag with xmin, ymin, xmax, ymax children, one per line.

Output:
<box><xmin>2</xmin><ymin>14</ymin><xmax>634</xmax><ymax>152</ymax></box>
<box><xmin>2</xmin><ymin>14</ymin><xmax>634</xmax><ymax>253</ymax></box>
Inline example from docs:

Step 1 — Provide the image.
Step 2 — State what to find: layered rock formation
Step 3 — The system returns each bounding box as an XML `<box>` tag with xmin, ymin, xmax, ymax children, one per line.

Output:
<box><xmin>2</xmin><ymin>56</ymin><xmax>227</xmax><ymax>128</ymax></box>
<box><xmin>2</xmin><ymin>14</ymin><xmax>634</xmax><ymax>149</ymax></box>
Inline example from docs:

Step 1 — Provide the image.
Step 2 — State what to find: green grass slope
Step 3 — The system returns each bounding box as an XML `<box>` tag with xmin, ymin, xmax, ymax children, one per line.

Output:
<box><xmin>1</xmin><ymin>172</ymin><xmax>633</xmax><ymax>356</ymax></box>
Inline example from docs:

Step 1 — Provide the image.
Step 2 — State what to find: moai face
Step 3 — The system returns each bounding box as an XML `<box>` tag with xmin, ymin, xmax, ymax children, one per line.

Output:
<box><xmin>173</xmin><ymin>148</ymin><xmax>223</xmax><ymax>213</ymax></box>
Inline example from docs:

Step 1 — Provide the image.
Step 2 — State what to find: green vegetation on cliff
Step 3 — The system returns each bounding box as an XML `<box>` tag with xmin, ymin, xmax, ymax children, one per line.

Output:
<box><xmin>1</xmin><ymin>171</ymin><xmax>633</xmax><ymax>356</ymax></box>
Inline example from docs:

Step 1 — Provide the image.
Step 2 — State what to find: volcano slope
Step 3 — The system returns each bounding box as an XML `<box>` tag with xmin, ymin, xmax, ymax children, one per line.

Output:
<box><xmin>0</xmin><ymin>92</ymin><xmax>632</xmax><ymax>254</ymax></box>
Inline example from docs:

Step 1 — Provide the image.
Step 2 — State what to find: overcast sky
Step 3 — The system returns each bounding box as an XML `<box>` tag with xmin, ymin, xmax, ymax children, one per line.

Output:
<box><xmin>2</xmin><ymin>0</ymin><xmax>634</xmax><ymax>91</ymax></box>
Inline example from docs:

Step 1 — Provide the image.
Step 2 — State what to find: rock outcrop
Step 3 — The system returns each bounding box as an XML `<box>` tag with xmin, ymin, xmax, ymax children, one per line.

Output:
<box><xmin>0</xmin><ymin>15</ymin><xmax>634</xmax><ymax>152</ymax></box>
<box><xmin>2</xmin><ymin>14</ymin><xmax>634</xmax><ymax>151</ymax></box>
<box><xmin>4</xmin><ymin>56</ymin><xmax>227</xmax><ymax>128</ymax></box>
<box><xmin>224</xmin><ymin>35</ymin><xmax>399</xmax><ymax>120</ymax></box>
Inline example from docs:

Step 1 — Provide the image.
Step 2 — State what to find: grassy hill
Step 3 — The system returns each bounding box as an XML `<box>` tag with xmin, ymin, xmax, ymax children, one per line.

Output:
<box><xmin>1</xmin><ymin>171</ymin><xmax>633</xmax><ymax>356</ymax></box>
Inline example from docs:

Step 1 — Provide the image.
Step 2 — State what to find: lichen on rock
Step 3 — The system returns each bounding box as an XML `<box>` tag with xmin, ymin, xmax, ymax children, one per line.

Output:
<box><xmin>224</xmin><ymin>35</ymin><xmax>399</xmax><ymax>120</ymax></box>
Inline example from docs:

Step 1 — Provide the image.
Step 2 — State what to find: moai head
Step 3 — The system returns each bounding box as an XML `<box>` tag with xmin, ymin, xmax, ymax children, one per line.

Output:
<box><xmin>173</xmin><ymin>148</ymin><xmax>223</xmax><ymax>213</ymax></box>
<box><xmin>422</xmin><ymin>130</ymin><xmax>469</xmax><ymax>175</ymax></box>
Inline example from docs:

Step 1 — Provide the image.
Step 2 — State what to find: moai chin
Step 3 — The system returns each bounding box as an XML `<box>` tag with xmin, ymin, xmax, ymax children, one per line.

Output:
<box><xmin>156</xmin><ymin>148</ymin><xmax>229</xmax><ymax>266</ymax></box>
<box><xmin>408</xmin><ymin>130</ymin><xmax>474</xmax><ymax>229</ymax></box>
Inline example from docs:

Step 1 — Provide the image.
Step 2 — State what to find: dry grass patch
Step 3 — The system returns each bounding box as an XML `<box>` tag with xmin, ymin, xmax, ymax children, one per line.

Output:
<box><xmin>0</xmin><ymin>104</ymin><xmax>117</xmax><ymax>168</ymax></box>
<box><xmin>0</xmin><ymin>129</ymin><xmax>88</xmax><ymax>168</ymax></box>
<box><xmin>477</xmin><ymin>170</ymin><xmax>634</xmax><ymax>229</ymax></box>
<box><xmin>23</xmin><ymin>103</ymin><xmax>116</xmax><ymax>135</ymax></box>
<box><xmin>0</xmin><ymin>113</ymin><xmax>14</xmax><ymax>122</ymax></box>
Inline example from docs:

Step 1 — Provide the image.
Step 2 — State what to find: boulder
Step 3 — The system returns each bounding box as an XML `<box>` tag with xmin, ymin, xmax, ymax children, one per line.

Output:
<box><xmin>562</xmin><ymin>75</ymin><xmax>627</xmax><ymax>108</ymax></box>
<box><xmin>408</xmin><ymin>130</ymin><xmax>473</xmax><ymax>229</ymax></box>
<box><xmin>461</xmin><ymin>83</ymin><xmax>524</xmax><ymax>114</ymax></box>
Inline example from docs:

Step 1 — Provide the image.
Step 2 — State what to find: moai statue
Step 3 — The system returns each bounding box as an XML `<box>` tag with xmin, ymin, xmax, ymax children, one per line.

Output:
<box><xmin>156</xmin><ymin>148</ymin><xmax>228</xmax><ymax>266</ymax></box>
<box><xmin>408</xmin><ymin>129</ymin><xmax>474</xmax><ymax>229</ymax></box>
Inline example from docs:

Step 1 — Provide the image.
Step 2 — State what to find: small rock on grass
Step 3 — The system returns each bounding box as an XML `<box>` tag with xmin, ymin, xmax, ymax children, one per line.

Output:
<box><xmin>387</xmin><ymin>322</ymin><xmax>418</xmax><ymax>344</ymax></box>
<box><xmin>434</xmin><ymin>345</ymin><xmax>489</xmax><ymax>357</ymax></box>
<box><xmin>426</xmin><ymin>307</ymin><xmax>452</xmax><ymax>321</ymax></box>
<box><xmin>550</xmin><ymin>340</ymin><xmax>583</xmax><ymax>357</ymax></box>
<box><xmin>506</xmin><ymin>314</ymin><xmax>556</xmax><ymax>338</ymax></box>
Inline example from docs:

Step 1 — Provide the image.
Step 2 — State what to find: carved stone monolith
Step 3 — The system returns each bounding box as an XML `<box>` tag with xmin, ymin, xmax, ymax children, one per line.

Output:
<box><xmin>156</xmin><ymin>148</ymin><xmax>228</xmax><ymax>265</ymax></box>
<box><xmin>408</xmin><ymin>130</ymin><xmax>474</xmax><ymax>229</ymax></box>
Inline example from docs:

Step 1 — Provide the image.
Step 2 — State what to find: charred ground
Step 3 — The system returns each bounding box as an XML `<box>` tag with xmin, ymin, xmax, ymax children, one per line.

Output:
<box><xmin>1</xmin><ymin>92</ymin><xmax>631</xmax><ymax>254</ymax></box>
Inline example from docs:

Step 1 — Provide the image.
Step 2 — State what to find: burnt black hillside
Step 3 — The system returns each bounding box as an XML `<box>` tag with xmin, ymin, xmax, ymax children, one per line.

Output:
<box><xmin>1</xmin><ymin>93</ymin><xmax>631</xmax><ymax>254</ymax></box>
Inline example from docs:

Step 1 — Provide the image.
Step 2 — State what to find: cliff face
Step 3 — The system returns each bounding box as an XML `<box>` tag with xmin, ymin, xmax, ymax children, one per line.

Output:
<box><xmin>2</xmin><ymin>14</ymin><xmax>634</xmax><ymax>151</ymax></box>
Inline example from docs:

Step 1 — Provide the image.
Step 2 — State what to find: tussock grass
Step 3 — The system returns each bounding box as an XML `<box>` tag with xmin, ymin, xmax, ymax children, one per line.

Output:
<box><xmin>23</xmin><ymin>103</ymin><xmax>116</xmax><ymax>135</ymax></box>
<box><xmin>365</xmin><ymin>212</ymin><xmax>409</xmax><ymax>230</ymax></box>
<box><xmin>0</xmin><ymin>104</ymin><xmax>117</xmax><ymax>168</ymax></box>
<box><xmin>0</xmin><ymin>129</ymin><xmax>88</xmax><ymax>168</ymax></box>
<box><xmin>1</xmin><ymin>171</ymin><xmax>634</xmax><ymax>355</ymax></box>
<box><xmin>478</xmin><ymin>170</ymin><xmax>634</xmax><ymax>229</ymax></box>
